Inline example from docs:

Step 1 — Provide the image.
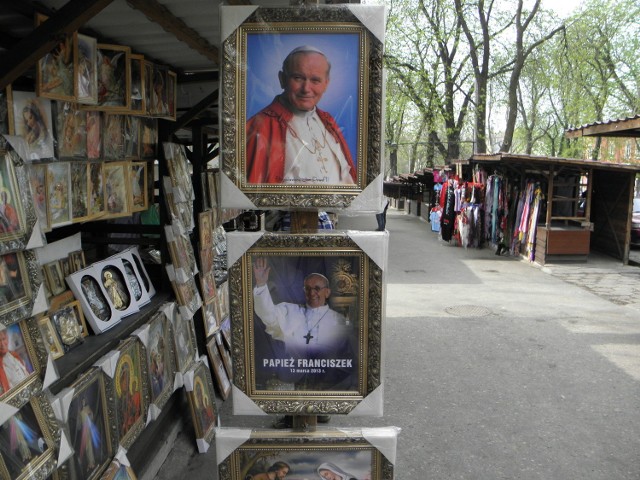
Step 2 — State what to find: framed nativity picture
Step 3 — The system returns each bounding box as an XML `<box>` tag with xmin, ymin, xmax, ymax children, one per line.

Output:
<box><xmin>220</xmin><ymin>5</ymin><xmax>384</xmax><ymax>210</ymax></box>
<box><xmin>228</xmin><ymin>231</ymin><xmax>387</xmax><ymax>415</ymax></box>
<box><xmin>217</xmin><ymin>427</ymin><xmax>398</xmax><ymax>480</ymax></box>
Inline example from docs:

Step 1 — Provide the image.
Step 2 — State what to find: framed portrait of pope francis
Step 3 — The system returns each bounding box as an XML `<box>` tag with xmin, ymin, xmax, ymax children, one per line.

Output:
<box><xmin>220</xmin><ymin>5</ymin><xmax>385</xmax><ymax>211</ymax></box>
<box><xmin>228</xmin><ymin>231</ymin><xmax>387</xmax><ymax>415</ymax></box>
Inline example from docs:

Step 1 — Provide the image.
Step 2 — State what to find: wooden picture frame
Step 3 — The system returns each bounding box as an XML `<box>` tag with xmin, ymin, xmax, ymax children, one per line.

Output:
<box><xmin>129</xmin><ymin>53</ymin><xmax>146</xmax><ymax>116</ymax></box>
<box><xmin>201</xmin><ymin>295</ymin><xmax>220</xmax><ymax>338</ymax></box>
<box><xmin>53</xmin><ymin>101</ymin><xmax>87</xmax><ymax>159</ymax></box>
<box><xmin>62</xmin><ymin>368</ymin><xmax>117</xmax><ymax>480</ymax></box>
<box><xmin>88</xmin><ymin>161</ymin><xmax>106</xmax><ymax>219</ymax></box>
<box><xmin>0</xmin><ymin>319</ymin><xmax>43</xmax><ymax>407</ymax></box>
<box><xmin>104</xmin><ymin>161</ymin><xmax>131</xmax><ymax>219</ymax></box>
<box><xmin>70</xmin><ymin>161</ymin><xmax>90</xmax><ymax>223</ymax></box>
<box><xmin>95</xmin><ymin>44</ymin><xmax>131</xmax><ymax>111</ymax></box>
<box><xmin>102</xmin><ymin>113</ymin><xmax>125</xmax><ymax>160</ymax></box>
<box><xmin>217</xmin><ymin>428</ymin><xmax>396</xmax><ymax>480</ymax></box>
<box><xmin>149</xmin><ymin>65</ymin><xmax>169</xmax><ymax>117</ymax></box>
<box><xmin>145</xmin><ymin>311</ymin><xmax>176</xmax><ymax>411</ymax></box>
<box><xmin>65</xmin><ymin>299</ymin><xmax>90</xmax><ymax>337</ymax></box>
<box><xmin>35</xmin><ymin>13</ymin><xmax>76</xmax><ymax>102</ymax></box>
<box><xmin>124</xmin><ymin>115</ymin><xmax>141</xmax><ymax>159</ymax></box>
<box><xmin>113</xmin><ymin>337</ymin><xmax>149</xmax><ymax>449</ymax></box>
<box><xmin>68</xmin><ymin>249</ymin><xmax>86</xmax><ymax>273</ymax></box>
<box><xmin>0</xmin><ymin>392</ymin><xmax>60</xmax><ymax>480</ymax></box>
<box><xmin>0</xmin><ymin>250</ymin><xmax>41</xmax><ymax>328</ymax></box>
<box><xmin>206</xmin><ymin>335</ymin><xmax>231</xmax><ymax>400</ymax></box>
<box><xmin>139</xmin><ymin>117</ymin><xmax>157</xmax><ymax>159</ymax></box>
<box><xmin>47</xmin><ymin>161</ymin><xmax>72</xmax><ymax>228</ymax></box>
<box><xmin>166</xmin><ymin>70</ymin><xmax>177</xmax><ymax>121</ymax></box>
<box><xmin>130</xmin><ymin>161</ymin><xmax>148</xmax><ymax>212</ymax></box>
<box><xmin>185</xmin><ymin>358</ymin><xmax>217</xmax><ymax>448</ymax></box>
<box><xmin>0</xmin><ymin>86</ymin><xmax>14</xmax><ymax>136</ymax></box>
<box><xmin>229</xmin><ymin>232</ymin><xmax>384</xmax><ymax>414</ymax></box>
<box><xmin>75</xmin><ymin>33</ymin><xmax>99</xmax><ymax>105</ymax></box>
<box><xmin>220</xmin><ymin>5</ymin><xmax>384</xmax><ymax>209</ymax></box>
<box><xmin>37</xmin><ymin>315</ymin><xmax>64</xmax><ymax>360</ymax></box>
<box><xmin>86</xmin><ymin>111</ymin><xmax>102</xmax><ymax>159</ymax></box>
<box><xmin>143</xmin><ymin>60</ymin><xmax>154</xmax><ymax>116</ymax></box>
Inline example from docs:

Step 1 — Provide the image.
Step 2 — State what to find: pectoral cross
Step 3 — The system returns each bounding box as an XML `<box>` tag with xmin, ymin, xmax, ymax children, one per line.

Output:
<box><xmin>316</xmin><ymin>149</ymin><xmax>329</xmax><ymax>174</ymax></box>
<box><xmin>303</xmin><ymin>331</ymin><xmax>314</xmax><ymax>344</ymax></box>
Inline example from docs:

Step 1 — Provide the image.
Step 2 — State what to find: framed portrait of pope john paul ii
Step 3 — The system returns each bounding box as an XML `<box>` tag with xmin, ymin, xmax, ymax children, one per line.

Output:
<box><xmin>220</xmin><ymin>5</ymin><xmax>385</xmax><ymax>210</ymax></box>
<box><xmin>228</xmin><ymin>231</ymin><xmax>387</xmax><ymax>415</ymax></box>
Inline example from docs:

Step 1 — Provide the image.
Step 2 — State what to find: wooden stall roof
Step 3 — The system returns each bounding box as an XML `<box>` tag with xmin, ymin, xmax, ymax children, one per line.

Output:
<box><xmin>565</xmin><ymin>115</ymin><xmax>640</xmax><ymax>138</ymax></box>
<box><xmin>455</xmin><ymin>152</ymin><xmax>640</xmax><ymax>174</ymax></box>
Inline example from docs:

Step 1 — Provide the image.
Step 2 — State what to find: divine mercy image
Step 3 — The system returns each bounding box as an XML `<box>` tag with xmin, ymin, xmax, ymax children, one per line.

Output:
<box><xmin>250</xmin><ymin>254</ymin><xmax>360</xmax><ymax>392</ymax></box>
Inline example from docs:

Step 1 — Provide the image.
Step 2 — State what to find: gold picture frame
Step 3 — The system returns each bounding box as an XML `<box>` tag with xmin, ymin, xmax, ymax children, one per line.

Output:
<box><xmin>229</xmin><ymin>232</ymin><xmax>384</xmax><ymax>414</ymax></box>
<box><xmin>0</xmin><ymin>250</ymin><xmax>42</xmax><ymax>328</ymax></box>
<box><xmin>0</xmin><ymin>392</ymin><xmax>60</xmax><ymax>480</ymax></box>
<box><xmin>217</xmin><ymin>428</ymin><xmax>395</xmax><ymax>480</ymax></box>
<box><xmin>185</xmin><ymin>359</ymin><xmax>217</xmax><ymax>447</ymax></box>
<box><xmin>206</xmin><ymin>335</ymin><xmax>231</xmax><ymax>400</ymax></box>
<box><xmin>145</xmin><ymin>311</ymin><xmax>176</xmax><ymax>411</ymax></box>
<box><xmin>220</xmin><ymin>5</ymin><xmax>384</xmax><ymax>209</ymax></box>
<box><xmin>37</xmin><ymin>315</ymin><xmax>64</xmax><ymax>360</ymax></box>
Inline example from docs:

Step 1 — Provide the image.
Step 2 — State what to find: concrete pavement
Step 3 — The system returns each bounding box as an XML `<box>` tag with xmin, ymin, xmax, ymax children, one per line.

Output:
<box><xmin>153</xmin><ymin>208</ymin><xmax>640</xmax><ymax>479</ymax></box>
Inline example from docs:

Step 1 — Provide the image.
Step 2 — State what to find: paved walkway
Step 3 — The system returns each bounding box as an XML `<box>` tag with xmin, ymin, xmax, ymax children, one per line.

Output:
<box><xmin>153</xmin><ymin>208</ymin><xmax>640</xmax><ymax>480</ymax></box>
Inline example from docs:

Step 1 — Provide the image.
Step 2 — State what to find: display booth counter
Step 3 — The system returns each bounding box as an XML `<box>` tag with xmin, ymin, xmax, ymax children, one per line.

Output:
<box><xmin>536</xmin><ymin>224</ymin><xmax>591</xmax><ymax>264</ymax></box>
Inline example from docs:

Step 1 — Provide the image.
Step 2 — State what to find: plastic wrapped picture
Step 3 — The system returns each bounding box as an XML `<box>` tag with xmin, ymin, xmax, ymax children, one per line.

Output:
<box><xmin>88</xmin><ymin>161</ymin><xmax>106</xmax><ymax>219</ymax></box>
<box><xmin>70</xmin><ymin>161</ymin><xmax>90</xmax><ymax>223</ymax></box>
<box><xmin>185</xmin><ymin>359</ymin><xmax>217</xmax><ymax>450</ymax></box>
<box><xmin>171</xmin><ymin>309</ymin><xmax>197</xmax><ymax>374</ymax></box>
<box><xmin>47</xmin><ymin>161</ymin><xmax>71</xmax><ymax>228</ymax></box>
<box><xmin>35</xmin><ymin>13</ymin><xmax>76</xmax><ymax>102</ymax></box>
<box><xmin>86</xmin><ymin>111</ymin><xmax>102</xmax><ymax>159</ymax></box>
<box><xmin>37</xmin><ymin>315</ymin><xmax>64</xmax><ymax>360</ymax></box>
<box><xmin>145</xmin><ymin>312</ymin><xmax>175</xmax><ymax>411</ymax></box>
<box><xmin>139</xmin><ymin>117</ymin><xmax>157</xmax><ymax>159</ymax></box>
<box><xmin>0</xmin><ymin>150</ymin><xmax>27</xmax><ymax>243</ymax></box>
<box><xmin>130</xmin><ymin>162</ymin><xmax>147</xmax><ymax>212</ymax></box>
<box><xmin>129</xmin><ymin>54</ymin><xmax>145</xmax><ymax>115</ymax></box>
<box><xmin>11</xmin><ymin>90</ymin><xmax>55</xmax><ymax>160</ymax></box>
<box><xmin>76</xmin><ymin>34</ymin><xmax>98</xmax><ymax>105</ymax></box>
<box><xmin>0</xmin><ymin>250</ymin><xmax>41</xmax><ymax>328</ymax></box>
<box><xmin>80</xmin><ymin>275</ymin><xmax>112</xmax><ymax>323</ymax></box>
<box><xmin>50</xmin><ymin>305</ymin><xmax>85</xmax><ymax>353</ymax></box>
<box><xmin>102</xmin><ymin>113</ymin><xmax>125</xmax><ymax>160</ymax></box>
<box><xmin>101</xmin><ymin>266</ymin><xmax>130</xmax><ymax>312</ymax></box>
<box><xmin>53</xmin><ymin>101</ymin><xmax>87</xmax><ymax>158</ymax></box>
<box><xmin>96</xmin><ymin>44</ymin><xmax>131</xmax><ymax>110</ymax></box>
<box><xmin>124</xmin><ymin>116</ymin><xmax>140</xmax><ymax>159</ymax></box>
<box><xmin>220</xmin><ymin>5</ymin><xmax>384</xmax><ymax>209</ymax></box>
<box><xmin>104</xmin><ymin>161</ymin><xmax>130</xmax><ymax>219</ymax></box>
<box><xmin>206</xmin><ymin>336</ymin><xmax>231</xmax><ymax>400</ymax></box>
<box><xmin>27</xmin><ymin>163</ymin><xmax>49</xmax><ymax>233</ymax></box>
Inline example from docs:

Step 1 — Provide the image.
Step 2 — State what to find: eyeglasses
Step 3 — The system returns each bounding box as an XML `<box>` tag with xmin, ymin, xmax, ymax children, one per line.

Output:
<box><xmin>304</xmin><ymin>285</ymin><xmax>327</xmax><ymax>293</ymax></box>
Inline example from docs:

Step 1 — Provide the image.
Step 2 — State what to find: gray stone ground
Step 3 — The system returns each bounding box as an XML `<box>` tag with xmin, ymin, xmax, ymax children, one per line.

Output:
<box><xmin>151</xmin><ymin>208</ymin><xmax>640</xmax><ymax>480</ymax></box>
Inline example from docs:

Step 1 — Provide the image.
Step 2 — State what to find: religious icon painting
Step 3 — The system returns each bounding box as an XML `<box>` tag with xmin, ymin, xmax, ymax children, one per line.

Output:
<box><xmin>228</xmin><ymin>231</ymin><xmax>387</xmax><ymax>415</ymax></box>
<box><xmin>124</xmin><ymin>116</ymin><xmax>141</xmax><ymax>160</ymax></box>
<box><xmin>112</xmin><ymin>337</ymin><xmax>149</xmax><ymax>449</ymax></box>
<box><xmin>219</xmin><ymin>5</ymin><xmax>384</xmax><ymax>210</ymax></box>
<box><xmin>75</xmin><ymin>34</ymin><xmax>99</xmax><ymax>105</ymax></box>
<box><xmin>68</xmin><ymin>249</ymin><xmax>86</xmax><ymax>273</ymax></box>
<box><xmin>129</xmin><ymin>162</ymin><xmax>148</xmax><ymax>213</ymax></box>
<box><xmin>0</xmin><ymin>250</ymin><xmax>41</xmax><ymax>328</ymax></box>
<box><xmin>139</xmin><ymin>116</ymin><xmax>157</xmax><ymax>159</ymax></box>
<box><xmin>0</xmin><ymin>319</ymin><xmax>43</xmax><ymax>408</ymax></box>
<box><xmin>59</xmin><ymin>367</ymin><xmax>116</xmax><ymax>480</ymax></box>
<box><xmin>27</xmin><ymin>163</ymin><xmax>49</xmax><ymax>234</ymax></box>
<box><xmin>168</xmin><ymin>308</ymin><xmax>197</xmax><ymax>376</ymax></box>
<box><xmin>93</xmin><ymin>258</ymin><xmax>138</xmax><ymax>318</ymax></box>
<box><xmin>70</xmin><ymin>161</ymin><xmax>90</xmax><ymax>223</ymax></box>
<box><xmin>65</xmin><ymin>300</ymin><xmax>90</xmax><ymax>337</ymax></box>
<box><xmin>95</xmin><ymin>44</ymin><xmax>131</xmax><ymax>111</ymax></box>
<box><xmin>206</xmin><ymin>336</ymin><xmax>231</xmax><ymax>400</ymax></box>
<box><xmin>102</xmin><ymin>114</ymin><xmax>125</xmax><ymax>160</ymax></box>
<box><xmin>36</xmin><ymin>315</ymin><xmax>64</xmax><ymax>360</ymax></box>
<box><xmin>185</xmin><ymin>358</ymin><xmax>217</xmax><ymax>452</ymax></box>
<box><xmin>216</xmin><ymin>427</ymin><xmax>398</xmax><ymax>480</ymax></box>
<box><xmin>144</xmin><ymin>312</ymin><xmax>176</xmax><ymax>412</ymax></box>
<box><xmin>0</xmin><ymin>391</ymin><xmax>60</xmax><ymax>480</ymax></box>
<box><xmin>43</xmin><ymin>260</ymin><xmax>66</xmax><ymax>296</ymax></box>
<box><xmin>35</xmin><ymin>13</ymin><xmax>76</xmax><ymax>102</ymax></box>
<box><xmin>103</xmin><ymin>161</ymin><xmax>131</xmax><ymax>219</ymax></box>
<box><xmin>87</xmin><ymin>161</ymin><xmax>106</xmax><ymax>219</ymax></box>
<box><xmin>149</xmin><ymin>65</ymin><xmax>169</xmax><ymax>117</ymax></box>
<box><xmin>198</xmin><ymin>210</ymin><xmax>214</xmax><ymax>249</ymax></box>
<box><xmin>53</xmin><ymin>101</ymin><xmax>87</xmax><ymax>159</ymax></box>
<box><xmin>47</xmin><ymin>161</ymin><xmax>72</xmax><ymax>228</ymax></box>
<box><xmin>129</xmin><ymin>53</ymin><xmax>146</xmax><ymax>116</ymax></box>
<box><xmin>201</xmin><ymin>295</ymin><xmax>220</xmax><ymax>338</ymax></box>
<box><xmin>86</xmin><ymin>111</ymin><xmax>102</xmax><ymax>160</ymax></box>
<box><xmin>0</xmin><ymin>86</ymin><xmax>14</xmax><ymax>136</ymax></box>
<box><xmin>11</xmin><ymin>90</ymin><xmax>55</xmax><ymax>161</ymax></box>
<box><xmin>215</xmin><ymin>333</ymin><xmax>233</xmax><ymax>381</ymax></box>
